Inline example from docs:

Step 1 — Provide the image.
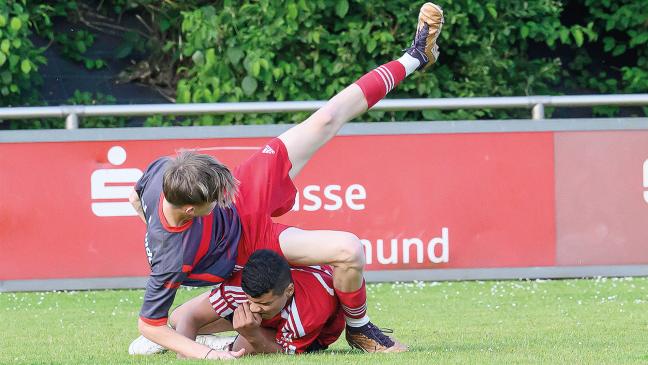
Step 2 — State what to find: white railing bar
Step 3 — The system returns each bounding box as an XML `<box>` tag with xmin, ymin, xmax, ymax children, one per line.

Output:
<box><xmin>0</xmin><ymin>94</ymin><xmax>646</xmax><ymax>120</ymax></box>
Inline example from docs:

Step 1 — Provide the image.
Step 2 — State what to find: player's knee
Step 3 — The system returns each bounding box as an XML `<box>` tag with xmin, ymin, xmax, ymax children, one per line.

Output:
<box><xmin>335</xmin><ymin>232</ymin><xmax>365</xmax><ymax>270</ymax></box>
<box><xmin>169</xmin><ymin>303</ymin><xmax>194</xmax><ymax>330</ymax></box>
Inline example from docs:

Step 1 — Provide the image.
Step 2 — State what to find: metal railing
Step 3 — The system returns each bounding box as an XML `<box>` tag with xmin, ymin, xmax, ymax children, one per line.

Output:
<box><xmin>1</xmin><ymin>94</ymin><xmax>647</xmax><ymax>129</ymax></box>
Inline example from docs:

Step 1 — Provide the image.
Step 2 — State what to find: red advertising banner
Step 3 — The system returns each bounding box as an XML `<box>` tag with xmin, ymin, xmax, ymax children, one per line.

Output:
<box><xmin>275</xmin><ymin>133</ymin><xmax>556</xmax><ymax>270</ymax></box>
<box><xmin>555</xmin><ymin>131</ymin><xmax>648</xmax><ymax>265</ymax></box>
<box><xmin>0</xmin><ymin>132</ymin><xmax>556</xmax><ymax>280</ymax></box>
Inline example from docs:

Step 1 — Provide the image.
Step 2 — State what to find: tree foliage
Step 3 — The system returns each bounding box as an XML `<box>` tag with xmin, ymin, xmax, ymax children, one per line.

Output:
<box><xmin>1</xmin><ymin>0</ymin><xmax>646</xmax><ymax>128</ymax></box>
<box><xmin>0</xmin><ymin>0</ymin><xmax>47</xmax><ymax>106</ymax></box>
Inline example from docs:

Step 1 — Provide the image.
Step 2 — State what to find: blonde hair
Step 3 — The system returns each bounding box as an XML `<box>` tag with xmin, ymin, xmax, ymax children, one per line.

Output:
<box><xmin>163</xmin><ymin>152</ymin><xmax>238</xmax><ymax>207</ymax></box>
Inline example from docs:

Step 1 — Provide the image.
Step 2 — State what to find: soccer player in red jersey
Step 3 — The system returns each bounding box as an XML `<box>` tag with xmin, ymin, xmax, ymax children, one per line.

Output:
<box><xmin>170</xmin><ymin>250</ymin><xmax>345</xmax><ymax>356</ymax></box>
<box><xmin>129</xmin><ymin>3</ymin><xmax>443</xmax><ymax>359</ymax></box>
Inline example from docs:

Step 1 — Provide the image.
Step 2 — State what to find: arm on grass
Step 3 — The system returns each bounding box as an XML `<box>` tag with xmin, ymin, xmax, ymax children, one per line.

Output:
<box><xmin>138</xmin><ymin>318</ymin><xmax>244</xmax><ymax>360</ymax></box>
<box><xmin>232</xmin><ymin>327</ymin><xmax>280</xmax><ymax>355</ymax></box>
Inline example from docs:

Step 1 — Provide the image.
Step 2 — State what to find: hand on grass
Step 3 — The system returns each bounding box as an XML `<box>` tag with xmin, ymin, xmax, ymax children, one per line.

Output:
<box><xmin>205</xmin><ymin>348</ymin><xmax>245</xmax><ymax>360</ymax></box>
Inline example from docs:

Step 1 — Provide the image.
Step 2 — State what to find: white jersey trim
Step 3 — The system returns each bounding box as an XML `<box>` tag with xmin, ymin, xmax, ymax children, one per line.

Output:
<box><xmin>290</xmin><ymin>298</ymin><xmax>306</xmax><ymax>337</ymax></box>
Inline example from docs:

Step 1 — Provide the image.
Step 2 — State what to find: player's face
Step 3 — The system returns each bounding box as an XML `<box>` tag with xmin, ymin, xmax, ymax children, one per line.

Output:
<box><xmin>247</xmin><ymin>283</ymin><xmax>294</xmax><ymax>319</ymax></box>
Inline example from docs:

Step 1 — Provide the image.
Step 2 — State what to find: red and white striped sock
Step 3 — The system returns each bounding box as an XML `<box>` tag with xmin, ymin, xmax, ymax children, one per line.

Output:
<box><xmin>354</xmin><ymin>55</ymin><xmax>420</xmax><ymax>109</ymax></box>
<box><xmin>335</xmin><ymin>280</ymin><xmax>370</xmax><ymax>327</ymax></box>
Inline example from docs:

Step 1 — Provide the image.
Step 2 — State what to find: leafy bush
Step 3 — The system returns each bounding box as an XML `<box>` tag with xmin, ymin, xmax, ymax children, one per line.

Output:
<box><xmin>562</xmin><ymin>0</ymin><xmax>648</xmax><ymax>117</ymax></box>
<box><xmin>1</xmin><ymin>0</ymin><xmax>647</xmax><ymax>129</ymax></box>
<box><xmin>0</xmin><ymin>0</ymin><xmax>47</xmax><ymax>106</ymax></box>
<box><xmin>147</xmin><ymin>0</ymin><xmax>601</xmax><ymax>124</ymax></box>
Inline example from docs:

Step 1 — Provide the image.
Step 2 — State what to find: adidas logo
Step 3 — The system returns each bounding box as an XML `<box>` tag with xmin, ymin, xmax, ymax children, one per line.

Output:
<box><xmin>262</xmin><ymin>145</ymin><xmax>275</xmax><ymax>154</ymax></box>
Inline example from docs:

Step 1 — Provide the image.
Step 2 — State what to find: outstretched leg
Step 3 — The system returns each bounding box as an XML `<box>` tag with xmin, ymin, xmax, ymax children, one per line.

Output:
<box><xmin>279</xmin><ymin>3</ymin><xmax>443</xmax><ymax>179</ymax></box>
<box><xmin>279</xmin><ymin>2</ymin><xmax>444</xmax><ymax>353</ymax></box>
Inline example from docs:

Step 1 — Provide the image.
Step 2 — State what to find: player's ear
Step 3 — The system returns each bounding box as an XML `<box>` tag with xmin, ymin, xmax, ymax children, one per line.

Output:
<box><xmin>184</xmin><ymin>206</ymin><xmax>195</xmax><ymax>216</ymax></box>
<box><xmin>285</xmin><ymin>283</ymin><xmax>295</xmax><ymax>297</ymax></box>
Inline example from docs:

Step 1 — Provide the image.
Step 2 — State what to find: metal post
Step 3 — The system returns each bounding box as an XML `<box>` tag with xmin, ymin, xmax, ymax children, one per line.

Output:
<box><xmin>532</xmin><ymin>103</ymin><xmax>545</xmax><ymax>120</ymax></box>
<box><xmin>65</xmin><ymin>113</ymin><xmax>79</xmax><ymax>129</ymax></box>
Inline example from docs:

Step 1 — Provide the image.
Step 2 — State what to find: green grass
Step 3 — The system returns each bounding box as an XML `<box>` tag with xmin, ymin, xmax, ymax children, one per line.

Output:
<box><xmin>2</xmin><ymin>277</ymin><xmax>648</xmax><ymax>364</ymax></box>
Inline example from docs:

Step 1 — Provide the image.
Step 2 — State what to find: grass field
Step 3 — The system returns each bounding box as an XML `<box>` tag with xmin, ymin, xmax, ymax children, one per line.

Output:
<box><xmin>2</xmin><ymin>277</ymin><xmax>648</xmax><ymax>364</ymax></box>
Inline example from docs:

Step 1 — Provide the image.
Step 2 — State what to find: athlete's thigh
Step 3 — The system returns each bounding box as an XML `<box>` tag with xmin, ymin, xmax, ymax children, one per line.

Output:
<box><xmin>278</xmin><ymin>84</ymin><xmax>365</xmax><ymax>179</ymax></box>
<box><xmin>278</xmin><ymin>227</ymin><xmax>359</xmax><ymax>266</ymax></box>
<box><xmin>277</xmin><ymin>115</ymin><xmax>331</xmax><ymax>179</ymax></box>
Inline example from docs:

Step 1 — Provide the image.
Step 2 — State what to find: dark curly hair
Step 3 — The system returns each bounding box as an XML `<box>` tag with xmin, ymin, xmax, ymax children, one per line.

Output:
<box><xmin>241</xmin><ymin>250</ymin><xmax>292</xmax><ymax>298</ymax></box>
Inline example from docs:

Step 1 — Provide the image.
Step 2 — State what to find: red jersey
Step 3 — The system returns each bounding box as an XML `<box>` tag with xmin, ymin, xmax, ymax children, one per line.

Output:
<box><xmin>209</xmin><ymin>266</ymin><xmax>344</xmax><ymax>354</ymax></box>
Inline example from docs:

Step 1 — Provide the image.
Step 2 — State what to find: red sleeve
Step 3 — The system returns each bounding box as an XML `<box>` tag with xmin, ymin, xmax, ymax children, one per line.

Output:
<box><xmin>209</xmin><ymin>272</ymin><xmax>246</xmax><ymax>318</ymax></box>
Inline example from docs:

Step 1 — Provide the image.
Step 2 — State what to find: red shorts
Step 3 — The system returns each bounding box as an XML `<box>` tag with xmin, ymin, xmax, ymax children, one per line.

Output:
<box><xmin>233</xmin><ymin>138</ymin><xmax>296</xmax><ymax>266</ymax></box>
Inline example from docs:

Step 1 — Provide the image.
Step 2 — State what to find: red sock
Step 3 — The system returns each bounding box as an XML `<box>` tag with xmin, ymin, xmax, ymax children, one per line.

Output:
<box><xmin>335</xmin><ymin>280</ymin><xmax>369</xmax><ymax>327</ymax></box>
<box><xmin>354</xmin><ymin>60</ymin><xmax>406</xmax><ymax>109</ymax></box>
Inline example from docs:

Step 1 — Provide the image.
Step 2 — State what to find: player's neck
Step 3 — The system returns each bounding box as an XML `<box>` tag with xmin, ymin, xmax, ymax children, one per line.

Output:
<box><xmin>162</xmin><ymin>198</ymin><xmax>192</xmax><ymax>227</ymax></box>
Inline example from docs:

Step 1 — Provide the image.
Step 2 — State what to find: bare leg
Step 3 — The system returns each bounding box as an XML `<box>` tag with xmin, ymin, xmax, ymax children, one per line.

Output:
<box><xmin>278</xmin><ymin>87</ymin><xmax>370</xmax><ymax>294</ymax></box>
<box><xmin>279</xmin><ymin>0</ymin><xmax>444</xmax><ymax>180</ymax></box>
<box><xmin>280</xmin><ymin>228</ymin><xmax>363</xmax><ymax>292</ymax></box>
<box><xmin>278</xmin><ymin>85</ymin><xmax>367</xmax><ymax>179</ymax></box>
<box><xmin>277</xmin><ymin>1</ymin><xmax>444</xmax><ymax>353</ymax></box>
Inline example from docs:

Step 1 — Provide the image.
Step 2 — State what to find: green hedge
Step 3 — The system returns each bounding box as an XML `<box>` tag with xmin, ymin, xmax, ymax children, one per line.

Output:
<box><xmin>1</xmin><ymin>0</ymin><xmax>646</xmax><ymax>128</ymax></box>
<box><xmin>0</xmin><ymin>1</ymin><xmax>46</xmax><ymax>106</ymax></box>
